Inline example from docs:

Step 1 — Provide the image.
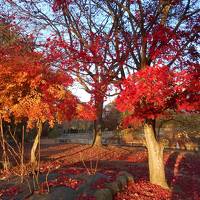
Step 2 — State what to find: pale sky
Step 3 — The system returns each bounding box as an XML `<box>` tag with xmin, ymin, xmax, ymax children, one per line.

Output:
<box><xmin>70</xmin><ymin>82</ymin><xmax>116</xmax><ymax>105</ymax></box>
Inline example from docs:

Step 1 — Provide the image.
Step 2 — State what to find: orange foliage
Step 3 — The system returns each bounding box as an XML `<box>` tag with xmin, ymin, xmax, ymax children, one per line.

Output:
<box><xmin>0</xmin><ymin>23</ymin><xmax>78</xmax><ymax>128</ymax></box>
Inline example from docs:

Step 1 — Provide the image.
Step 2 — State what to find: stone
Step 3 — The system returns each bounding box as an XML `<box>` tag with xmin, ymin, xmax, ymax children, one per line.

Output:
<box><xmin>28</xmin><ymin>186</ymin><xmax>76</xmax><ymax>200</ymax></box>
<box><xmin>38</xmin><ymin>173</ymin><xmax>58</xmax><ymax>183</ymax></box>
<box><xmin>116</xmin><ymin>175</ymin><xmax>127</xmax><ymax>187</ymax></box>
<box><xmin>105</xmin><ymin>181</ymin><xmax>121</xmax><ymax>195</ymax></box>
<box><xmin>118</xmin><ymin>171</ymin><xmax>134</xmax><ymax>182</ymax></box>
<box><xmin>76</xmin><ymin>173</ymin><xmax>108</xmax><ymax>195</ymax></box>
<box><xmin>94</xmin><ymin>188</ymin><xmax>113</xmax><ymax>200</ymax></box>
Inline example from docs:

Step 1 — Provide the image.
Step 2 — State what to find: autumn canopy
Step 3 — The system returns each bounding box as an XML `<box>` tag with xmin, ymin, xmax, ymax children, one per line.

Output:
<box><xmin>116</xmin><ymin>65</ymin><xmax>200</xmax><ymax>127</ymax></box>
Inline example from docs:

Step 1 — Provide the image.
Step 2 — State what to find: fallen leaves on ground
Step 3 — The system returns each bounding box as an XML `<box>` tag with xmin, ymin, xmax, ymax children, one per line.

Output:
<box><xmin>1</xmin><ymin>144</ymin><xmax>200</xmax><ymax>200</ymax></box>
<box><xmin>115</xmin><ymin>181</ymin><xmax>172</xmax><ymax>200</ymax></box>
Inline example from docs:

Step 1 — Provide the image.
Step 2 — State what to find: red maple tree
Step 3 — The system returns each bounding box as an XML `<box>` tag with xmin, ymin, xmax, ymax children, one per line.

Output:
<box><xmin>105</xmin><ymin>0</ymin><xmax>199</xmax><ymax>189</ymax></box>
<box><xmin>116</xmin><ymin>65</ymin><xmax>200</xmax><ymax>124</ymax></box>
<box><xmin>44</xmin><ymin>31</ymin><xmax>129</xmax><ymax>146</ymax></box>
<box><xmin>0</xmin><ymin>21</ymin><xmax>95</xmax><ymax>167</ymax></box>
<box><xmin>116</xmin><ymin>65</ymin><xmax>199</xmax><ymax>188</ymax></box>
<box><xmin>0</xmin><ymin>22</ymin><xmax>96</xmax><ymax>169</ymax></box>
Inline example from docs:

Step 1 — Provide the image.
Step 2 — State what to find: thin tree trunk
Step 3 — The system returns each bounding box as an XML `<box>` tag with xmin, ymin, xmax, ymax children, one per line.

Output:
<box><xmin>21</xmin><ymin>125</ymin><xmax>25</xmax><ymax>183</ymax></box>
<box><xmin>92</xmin><ymin>120</ymin><xmax>102</xmax><ymax>146</ymax></box>
<box><xmin>0</xmin><ymin>116</ymin><xmax>9</xmax><ymax>170</ymax></box>
<box><xmin>92</xmin><ymin>100</ymin><xmax>103</xmax><ymax>147</ymax></box>
<box><xmin>30</xmin><ymin>121</ymin><xmax>42</xmax><ymax>168</ymax></box>
<box><xmin>144</xmin><ymin>119</ymin><xmax>169</xmax><ymax>189</ymax></box>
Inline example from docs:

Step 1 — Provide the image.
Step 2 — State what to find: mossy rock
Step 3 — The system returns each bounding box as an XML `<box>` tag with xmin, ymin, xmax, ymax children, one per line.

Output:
<box><xmin>28</xmin><ymin>186</ymin><xmax>75</xmax><ymax>200</ymax></box>
<box><xmin>105</xmin><ymin>181</ymin><xmax>121</xmax><ymax>195</ymax></box>
<box><xmin>116</xmin><ymin>175</ymin><xmax>127</xmax><ymax>187</ymax></box>
<box><xmin>94</xmin><ymin>188</ymin><xmax>113</xmax><ymax>200</ymax></box>
<box><xmin>118</xmin><ymin>171</ymin><xmax>134</xmax><ymax>182</ymax></box>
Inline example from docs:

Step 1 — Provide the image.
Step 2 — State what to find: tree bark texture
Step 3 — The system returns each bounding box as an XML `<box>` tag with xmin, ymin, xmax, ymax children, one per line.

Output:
<box><xmin>30</xmin><ymin>121</ymin><xmax>42</xmax><ymax>168</ymax></box>
<box><xmin>92</xmin><ymin>100</ymin><xmax>103</xmax><ymax>147</ymax></box>
<box><xmin>144</xmin><ymin>119</ymin><xmax>169</xmax><ymax>189</ymax></box>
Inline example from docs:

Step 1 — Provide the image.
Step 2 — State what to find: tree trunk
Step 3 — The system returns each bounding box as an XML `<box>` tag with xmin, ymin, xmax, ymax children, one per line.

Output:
<box><xmin>92</xmin><ymin>121</ymin><xmax>102</xmax><ymax>146</ymax></box>
<box><xmin>0</xmin><ymin>117</ymin><xmax>9</xmax><ymax>170</ymax></box>
<box><xmin>92</xmin><ymin>100</ymin><xmax>103</xmax><ymax>147</ymax></box>
<box><xmin>30</xmin><ymin>121</ymin><xmax>42</xmax><ymax>168</ymax></box>
<box><xmin>144</xmin><ymin>119</ymin><xmax>169</xmax><ymax>189</ymax></box>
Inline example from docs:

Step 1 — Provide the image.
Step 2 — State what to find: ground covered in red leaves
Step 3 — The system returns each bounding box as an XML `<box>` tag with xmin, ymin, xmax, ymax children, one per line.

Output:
<box><xmin>0</xmin><ymin>143</ymin><xmax>200</xmax><ymax>200</ymax></box>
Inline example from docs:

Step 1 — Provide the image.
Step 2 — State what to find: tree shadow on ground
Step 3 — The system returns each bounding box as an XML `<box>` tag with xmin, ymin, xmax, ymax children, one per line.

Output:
<box><xmin>165</xmin><ymin>151</ymin><xmax>200</xmax><ymax>200</ymax></box>
<box><xmin>40</xmin><ymin>144</ymin><xmax>81</xmax><ymax>159</ymax></box>
<box><xmin>165</xmin><ymin>151</ymin><xmax>180</xmax><ymax>186</ymax></box>
<box><xmin>41</xmin><ymin>145</ymin><xmax>92</xmax><ymax>161</ymax></box>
